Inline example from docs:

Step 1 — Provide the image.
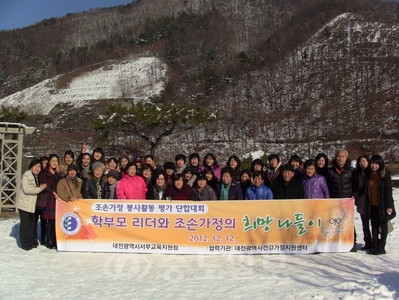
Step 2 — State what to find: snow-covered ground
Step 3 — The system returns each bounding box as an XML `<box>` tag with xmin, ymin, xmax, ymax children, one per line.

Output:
<box><xmin>1</xmin><ymin>191</ymin><xmax>398</xmax><ymax>299</ymax></box>
<box><xmin>0</xmin><ymin>56</ymin><xmax>167</xmax><ymax>115</ymax></box>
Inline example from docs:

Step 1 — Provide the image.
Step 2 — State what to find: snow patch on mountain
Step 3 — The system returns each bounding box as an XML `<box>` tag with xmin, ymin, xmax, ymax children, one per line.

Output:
<box><xmin>0</xmin><ymin>56</ymin><xmax>167</xmax><ymax>115</ymax></box>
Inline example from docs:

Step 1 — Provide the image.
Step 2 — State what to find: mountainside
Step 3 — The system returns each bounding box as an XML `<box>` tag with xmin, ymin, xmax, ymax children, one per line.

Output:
<box><xmin>0</xmin><ymin>56</ymin><xmax>166</xmax><ymax>114</ymax></box>
<box><xmin>1</xmin><ymin>0</ymin><xmax>399</xmax><ymax>162</ymax></box>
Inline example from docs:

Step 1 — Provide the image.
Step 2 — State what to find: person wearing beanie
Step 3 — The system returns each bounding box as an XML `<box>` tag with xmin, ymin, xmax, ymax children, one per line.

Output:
<box><xmin>57</xmin><ymin>164</ymin><xmax>83</xmax><ymax>203</ymax></box>
<box><xmin>251</xmin><ymin>158</ymin><xmax>265</xmax><ymax>172</ymax></box>
<box><xmin>133</xmin><ymin>156</ymin><xmax>142</xmax><ymax>175</ymax></box>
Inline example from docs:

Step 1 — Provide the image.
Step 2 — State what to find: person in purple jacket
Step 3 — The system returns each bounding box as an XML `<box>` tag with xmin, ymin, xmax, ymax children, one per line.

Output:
<box><xmin>219</xmin><ymin>167</ymin><xmax>243</xmax><ymax>200</ymax></box>
<box><xmin>302</xmin><ymin>159</ymin><xmax>330</xmax><ymax>199</ymax></box>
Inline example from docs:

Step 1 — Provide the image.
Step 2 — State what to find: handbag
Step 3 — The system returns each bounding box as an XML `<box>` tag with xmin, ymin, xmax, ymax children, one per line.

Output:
<box><xmin>36</xmin><ymin>192</ymin><xmax>47</xmax><ymax>209</ymax></box>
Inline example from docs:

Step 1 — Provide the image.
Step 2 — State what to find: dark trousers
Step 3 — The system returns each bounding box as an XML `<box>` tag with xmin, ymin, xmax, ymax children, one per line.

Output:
<box><xmin>34</xmin><ymin>207</ymin><xmax>46</xmax><ymax>244</ymax></box>
<box><xmin>360</xmin><ymin>214</ymin><xmax>372</xmax><ymax>244</ymax></box>
<box><xmin>370</xmin><ymin>205</ymin><xmax>388</xmax><ymax>248</ymax></box>
<box><xmin>45</xmin><ymin>219</ymin><xmax>56</xmax><ymax>248</ymax></box>
<box><xmin>19</xmin><ymin>209</ymin><xmax>35</xmax><ymax>249</ymax></box>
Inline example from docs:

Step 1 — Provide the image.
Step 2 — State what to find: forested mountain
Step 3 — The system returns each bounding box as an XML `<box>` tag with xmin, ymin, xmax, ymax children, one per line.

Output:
<box><xmin>1</xmin><ymin>0</ymin><xmax>399</xmax><ymax>162</ymax></box>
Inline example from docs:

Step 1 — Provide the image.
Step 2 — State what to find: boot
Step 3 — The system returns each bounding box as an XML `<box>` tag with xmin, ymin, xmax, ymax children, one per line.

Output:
<box><xmin>361</xmin><ymin>241</ymin><xmax>373</xmax><ymax>250</ymax></box>
<box><xmin>40</xmin><ymin>219</ymin><xmax>47</xmax><ymax>245</ymax></box>
<box><xmin>373</xmin><ymin>240</ymin><xmax>386</xmax><ymax>255</ymax></box>
<box><xmin>45</xmin><ymin>221</ymin><xmax>56</xmax><ymax>249</ymax></box>
<box><xmin>368</xmin><ymin>237</ymin><xmax>379</xmax><ymax>255</ymax></box>
<box><xmin>349</xmin><ymin>241</ymin><xmax>357</xmax><ymax>252</ymax></box>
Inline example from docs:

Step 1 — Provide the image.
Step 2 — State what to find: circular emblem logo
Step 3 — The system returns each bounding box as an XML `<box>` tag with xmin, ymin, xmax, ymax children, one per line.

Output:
<box><xmin>60</xmin><ymin>213</ymin><xmax>82</xmax><ymax>235</ymax></box>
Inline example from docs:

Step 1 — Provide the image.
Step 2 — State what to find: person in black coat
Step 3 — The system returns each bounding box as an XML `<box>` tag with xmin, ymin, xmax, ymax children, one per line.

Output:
<box><xmin>365</xmin><ymin>155</ymin><xmax>396</xmax><ymax>255</ymax></box>
<box><xmin>82</xmin><ymin>162</ymin><xmax>109</xmax><ymax>199</ymax></box>
<box><xmin>219</xmin><ymin>167</ymin><xmax>243</xmax><ymax>200</ymax></box>
<box><xmin>315</xmin><ymin>153</ymin><xmax>329</xmax><ymax>178</ymax></box>
<box><xmin>326</xmin><ymin>150</ymin><xmax>354</xmax><ymax>198</ymax></box>
<box><xmin>203</xmin><ymin>166</ymin><xmax>220</xmax><ymax>197</ymax></box>
<box><xmin>272</xmin><ymin>164</ymin><xmax>304</xmax><ymax>199</ymax></box>
<box><xmin>326</xmin><ymin>149</ymin><xmax>357</xmax><ymax>252</ymax></box>
<box><xmin>226</xmin><ymin>155</ymin><xmax>242</xmax><ymax>185</ymax></box>
<box><xmin>352</xmin><ymin>155</ymin><xmax>371</xmax><ymax>250</ymax></box>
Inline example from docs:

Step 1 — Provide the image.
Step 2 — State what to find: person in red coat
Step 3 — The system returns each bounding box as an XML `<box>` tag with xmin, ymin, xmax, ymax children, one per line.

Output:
<box><xmin>166</xmin><ymin>173</ymin><xmax>194</xmax><ymax>200</ymax></box>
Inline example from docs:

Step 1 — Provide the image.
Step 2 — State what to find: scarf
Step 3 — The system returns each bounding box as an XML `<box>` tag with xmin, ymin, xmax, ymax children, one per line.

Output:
<box><xmin>95</xmin><ymin>178</ymin><xmax>102</xmax><ymax>199</ymax></box>
<box><xmin>154</xmin><ymin>184</ymin><xmax>166</xmax><ymax>200</ymax></box>
<box><xmin>220</xmin><ymin>182</ymin><xmax>231</xmax><ymax>201</ymax></box>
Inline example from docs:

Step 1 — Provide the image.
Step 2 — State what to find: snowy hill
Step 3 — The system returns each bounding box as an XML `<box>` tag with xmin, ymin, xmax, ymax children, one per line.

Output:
<box><xmin>0</xmin><ymin>56</ymin><xmax>167</xmax><ymax>115</ymax></box>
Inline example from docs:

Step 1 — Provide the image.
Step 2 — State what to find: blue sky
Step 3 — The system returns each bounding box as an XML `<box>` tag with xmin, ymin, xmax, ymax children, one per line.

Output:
<box><xmin>0</xmin><ymin>0</ymin><xmax>134</xmax><ymax>31</ymax></box>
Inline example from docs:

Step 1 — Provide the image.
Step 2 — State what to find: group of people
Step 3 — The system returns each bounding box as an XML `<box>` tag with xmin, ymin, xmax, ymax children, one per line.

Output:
<box><xmin>16</xmin><ymin>144</ymin><xmax>396</xmax><ymax>255</ymax></box>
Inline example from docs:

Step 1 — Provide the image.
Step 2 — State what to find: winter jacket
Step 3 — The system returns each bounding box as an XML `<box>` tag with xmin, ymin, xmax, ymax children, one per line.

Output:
<box><xmin>219</xmin><ymin>182</ymin><xmax>243</xmax><ymax>200</ymax></box>
<box><xmin>241</xmin><ymin>181</ymin><xmax>251</xmax><ymax>199</ymax></box>
<box><xmin>193</xmin><ymin>184</ymin><xmax>218</xmax><ymax>201</ymax></box>
<box><xmin>17</xmin><ymin>170</ymin><xmax>43</xmax><ymax>213</ymax></box>
<box><xmin>293</xmin><ymin>168</ymin><xmax>304</xmax><ymax>180</ymax></box>
<box><xmin>116</xmin><ymin>173</ymin><xmax>147</xmax><ymax>200</ymax></box>
<box><xmin>206</xmin><ymin>176</ymin><xmax>221</xmax><ymax>197</ymax></box>
<box><xmin>245</xmin><ymin>184</ymin><xmax>274</xmax><ymax>200</ymax></box>
<box><xmin>326</xmin><ymin>160</ymin><xmax>354</xmax><ymax>198</ymax></box>
<box><xmin>58</xmin><ymin>161</ymin><xmax>71</xmax><ymax>178</ymax></box>
<box><xmin>273</xmin><ymin>178</ymin><xmax>304</xmax><ymax>199</ymax></box>
<box><xmin>352</xmin><ymin>169</ymin><xmax>367</xmax><ymax>215</ymax></box>
<box><xmin>78</xmin><ymin>164</ymin><xmax>92</xmax><ymax>180</ymax></box>
<box><xmin>200</xmin><ymin>164</ymin><xmax>221</xmax><ymax>181</ymax></box>
<box><xmin>57</xmin><ymin>176</ymin><xmax>83</xmax><ymax>202</ymax></box>
<box><xmin>38</xmin><ymin>168</ymin><xmax>63</xmax><ymax>220</ymax></box>
<box><xmin>186</xmin><ymin>174</ymin><xmax>197</xmax><ymax>187</ymax></box>
<box><xmin>165</xmin><ymin>183</ymin><xmax>194</xmax><ymax>200</ymax></box>
<box><xmin>264</xmin><ymin>163</ymin><xmax>282</xmax><ymax>188</ymax></box>
<box><xmin>317</xmin><ymin>167</ymin><xmax>329</xmax><ymax>178</ymax></box>
<box><xmin>82</xmin><ymin>175</ymin><xmax>110</xmax><ymax>199</ymax></box>
<box><xmin>146</xmin><ymin>183</ymin><xmax>167</xmax><ymax>200</ymax></box>
<box><xmin>302</xmin><ymin>173</ymin><xmax>330</xmax><ymax>199</ymax></box>
<box><xmin>231</xmin><ymin>168</ymin><xmax>241</xmax><ymax>185</ymax></box>
<box><xmin>364</xmin><ymin>167</ymin><xmax>396</xmax><ymax>223</ymax></box>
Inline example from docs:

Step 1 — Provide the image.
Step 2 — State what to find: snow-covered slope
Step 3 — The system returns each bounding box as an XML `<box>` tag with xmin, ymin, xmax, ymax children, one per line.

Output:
<box><xmin>0</xmin><ymin>56</ymin><xmax>167</xmax><ymax>115</ymax></box>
